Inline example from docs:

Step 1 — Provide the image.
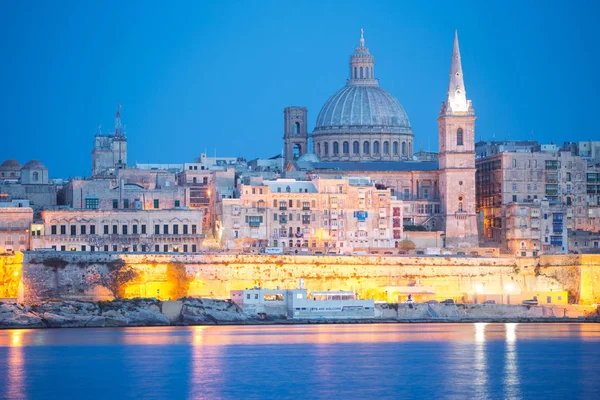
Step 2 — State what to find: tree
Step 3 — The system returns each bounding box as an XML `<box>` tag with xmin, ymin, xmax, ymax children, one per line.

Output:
<box><xmin>97</xmin><ymin>259</ymin><xmax>139</xmax><ymax>299</ymax></box>
<box><xmin>166</xmin><ymin>262</ymin><xmax>191</xmax><ymax>300</ymax></box>
<box><xmin>397</xmin><ymin>240</ymin><xmax>416</xmax><ymax>251</ymax></box>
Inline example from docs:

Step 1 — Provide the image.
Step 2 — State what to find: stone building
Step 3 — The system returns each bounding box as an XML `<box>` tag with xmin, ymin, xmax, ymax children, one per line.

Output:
<box><xmin>283</xmin><ymin>31</ymin><xmax>479</xmax><ymax>247</ymax></box>
<box><xmin>218</xmin><ymin>177</ymin><xmax>403</xmax><ymax>251</ymax></box>
<box><xmin>0</xmin><ymin>206</ymin><xmax>33</xmax><ymax>253</ymax></box>
<box><xmin>33</xmin><ymin>208</ymin><xmax>203</xmax><ymax>253</ymax></box>
<box><xmin>476</xmin><ymin>147</ymin><xmax>600</xmax><ymax>244</ymax></box>
<box><xmin>504</xmin><ymin>199</ymin><xmax>567</xmax><ymax>256</ymax></box>
<box><xmin>92</xmin><ymin>105</ymin><xmax>127</xmax><ymax>177</ymax></box>
<box><xmin>0</xmin><ymin>159</ymin><xmax>57</xmax><ymax>211</ymax></box>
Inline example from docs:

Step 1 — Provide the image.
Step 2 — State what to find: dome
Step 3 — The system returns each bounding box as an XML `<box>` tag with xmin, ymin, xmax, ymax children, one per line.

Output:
<box><xmin>314</xmin><ymin>85</ymin><xmax>411</xmax><ymax>134</ymax></box>
<box><xmin>22</xmin><ymin>160</ymin><xmax>47</xmax><ymax>170</ymax></box>
<box><xmin>297</xmin><ymin>152</ymin><xmax>320</xmax><ymax>163</ymax></box>
<box><xmin>0</xmin><ymin>159</ymin><xmax>21</xmax><ymax>169</ymax></box>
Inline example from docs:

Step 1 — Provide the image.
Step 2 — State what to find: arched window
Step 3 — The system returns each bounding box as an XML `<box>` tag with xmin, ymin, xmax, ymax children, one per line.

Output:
<box><xmin>353</xmin><ymin>141</ymin><xmax>359</xmax><ymax>154</ymax></box>
<box><xmin>343</xmin><ymin>141</ymin><xmax>349</xmax><ymax>154</ymax></box>
<box><xmin>373</xmin><ymin>141</ymin><xmax>380</xmax><ymax>154</ymax></box>
<box><xmin>360</xmin><ymin>67</ymin><xmax>363</xmax><ymax>79</ymax></box>
<box><xmin>458</xmin><ymin>202</ymin><xmax>463</xmax><ymax>212</ymax></box>
<box><xmin>365</xmin><ymin>67</ymin><xmax>369</xmax><ymax>78</ymax></box>
<box><xmin>33</xmin><ymin>171</ymin><xmax>39</xmax><ymax>181</ymax></box>
<box><xmin>317</xmin><ymin>143</ymin><xmax>321</xmax><ymax>155</ymax></box>
<box><xmin>333</xmin><ymin>142</ymin><xmax>339</xmax><ymax>155</ymax></box>
<box><xmin>393</xmin><ymin>142</ymin><xmax>398</xmax><ymax>155</ymax></box>
<box><xmin>324</xmin><ymin>142</ymin><xmax>329</xmax><ymax>155</ymax></box>
<box><xmin>408</xmin><ymin>142</ymin><xmax>412</xmax><ymax>156</ymax></box>
<box><xmin>354</xmin><ymin>67</ymin><xmax>357</xmax><ymax>79</ymax></box>
<box><xmin>457</xmin><ymin>128</ymin><xmax>464</xmax><ymax>146</ymax></box>
<box><xmin>293</xmin><ymin>144</ymin><xmax>301</xmax><ymax>159</ymax></box>
<box><xmin>294</xmin><ymin>121</ymin><xmax>300</xmax><ymax>135</ymax></box>
<box><xmin>363</xmin><ymin>141</ymin><xmax>370</xmax><ymax>154</ymax></box>
<box><xmin>401</xmin><ymin>142</ymin><xmax>406</xmax><ymax>156</ymax></box>
<box><xmin>10</xmin><ymin>172</ymin><xmax>15</xmax><ymax>177</ymax></box>
<box><xmin>285</xmin><ymin>186</ymin><xmax>291</xmax><ymax>193</ymax></box>
<box><xmin>383</xmin><ymin>141</ymin><xmax>389</xmax><ymax>155</ymax></box>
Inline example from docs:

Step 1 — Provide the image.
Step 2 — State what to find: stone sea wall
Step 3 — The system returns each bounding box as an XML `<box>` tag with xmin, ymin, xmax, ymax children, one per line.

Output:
<box><xmin>5</xmin><ymin>252</ymin><xmax>599</xmax><ymax>305</ymax></box>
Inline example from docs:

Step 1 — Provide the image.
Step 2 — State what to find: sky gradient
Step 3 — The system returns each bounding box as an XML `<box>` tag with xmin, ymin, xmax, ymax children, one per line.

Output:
<box><xmin>1</xmin><ymin>1</ymin><xmax>599</xmax><ymax>177</ymax></box>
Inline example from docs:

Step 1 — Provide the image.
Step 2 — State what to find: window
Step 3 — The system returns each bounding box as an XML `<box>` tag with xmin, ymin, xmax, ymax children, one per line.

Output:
<box><xmin>363</xmin><ymin>141</ymin><xmax>370</xmax><ymax>154</ymax></box>
<box><xmin>324</xmin><ymin>142</ymin><xmax>329</xmax><ymax>155</ymax></box>
<box><xmin>343</xmin><ymin>141</ymin><xmax>349</xmax><ymax>154</ymax></box>
<box><xmin>402</xmin><ymin>142</ymin><xmax>406</xmax><ymax>156</ymax></box>
<box><xmin>333</xmin><ymin>142</ymin><xmax>339</xmax><ymax>155</ymax></box>
<box><xmin>85</xmin><ymin>198</ymin><xmax>99</xmax><ymax>209</ymax></box>
<box><xmin>113</xmin><ymin>245</ymin><xmax>117</xmax><ymax>252</ymax></box>
<box><xmin>183</xmin><ymin>244</ymin><xmax>188</xmax><ymax>253</ymax></box>
<box><xmin>353</xmin><ymin>141</ymin><xmax>359</xmax><ymax>154</ymax></box>
<box><xmin>112</xmin><ymin>225</ymin><xmax>118</xmax><ymax>234</ymax></box>
<box><xmin>373</xmin><ymin>141</ymin><xmax>380</xmax><ymax>154</ymax></box>
<box><xmin>173</xmin><ymin>225</ymin><xmax>179</xmax><ymax>234</ymax></box>
<box><xmin>183</xmin><ymin>224</ymin><xmax>188</xmax><ymax>234</ymax></box>
<box><xmin>122</xmin><ymin>225</ymin><xmax>128</xmax><ymax>235</ymax></box>
<box><xmin>133</xmin><ymin>225</ymin><xmax>138</xmax><ymax>234</ymax></box>
<box><xmin>51</xmin><ymin>225</ymin><xmax>57</xmax><ymax>235</ymax></box>
<box><xmin>153</xmin><ymin>199</ymin><xmax>159</xmax><ymax>209</ymax></box>
<box><xmin>112</xmin><ymin>199</ymin><xmax>118</xmax><ymax>209</ymax></box>
<box><xmin>70</xmin><ymin>225</ymin><xmax>76</xmax><ymax>236</ymax></box>
<box><xmin>457</xmin><ymin>128</ymin><xmax>464</xmax><ymax>146</ymax></box>
<box><xmin>192</xmin><ymin>225</ymin><xmax>197</xmax><ymax>234</ymax></box>
<box><xmin>393</xmin><ymin>142</ymin><xmax>398</xmax><ymax>155</ymax></box>
<box><xmin>123</xmin><ymin>199</ymin><xmax>129</xmax><ymax>209</ymax></box>
<box><xmin>104</xmin><ymin>225</ymin><xmax>109</xmax><ymax>234</ymax></box>
<box><xmin>81</xmin><ymin>225</ymin><xmax>86</xmax><ymax>235</ymax></box>
<box><xmin>192</xmin><ymin>244</ymin><xmax>197</xmax><ymax>252</ymax></box>
<box><xmin>155</xmin><ymin>225</ymin><xmax>160</xmax><ymax>234</ymax></box>
<box><xmin>458</xmin><ymin>202</ymin><xmax>463</xmax><ymax>212</ymax></box>
<box><xmin>164</xmin><ymin>244</ymin><xmax>169</xmax><ymax>252</ymax></box>
<box><xmin>155</xmin><ymin>245</ymin><xmax>160</xmax><ymax>252</ymax></box>
<box><xmin>141</xmin><ymin>225</ymin><xmax>147</xmax><ymax>234</ymax></box>
<box><xmin>383</xmin><ymin>141</ymin><xmax>389</xmax><ymax>155</ymax></box>
<box><xmin>164</xmin><ymin>225</ymin><xmax>169</xmax><ymax>234</ymax></box>
<box><xmin>203</xmin><ymin>177</ymin><xmax>208</xmax><ymax>184</ymax></box>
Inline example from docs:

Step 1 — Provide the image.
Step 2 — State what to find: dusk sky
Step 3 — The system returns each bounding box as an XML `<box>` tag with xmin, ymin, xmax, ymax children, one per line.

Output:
<box><xmin>1</xmin><ymin>1</ymin><xmax>599</xmax><ymax>177</ymax></box>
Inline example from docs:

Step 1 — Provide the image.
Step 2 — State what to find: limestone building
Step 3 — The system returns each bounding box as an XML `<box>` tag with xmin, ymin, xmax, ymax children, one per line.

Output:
<box><xmin>283</xmin><ymin>31</ymin><xmax>479</xmax><ymax>248</ymax></box>
<box><xmin>0</xmin><ymin>205</ymin><xmax>33</xmax><ymax>253</ymax></box>
<box><xmin>92</xmin><ymin>104</ymin><xmax>127</xmax><ymax>177</ymax></box>
<box><xmin>0</xmin><ymin>159</ymin><xmax>57</xmax><ymax>211</ymax></box>
<box><xmin>218</xmin><ymin>177</ymin><xmax>403</xmax><ymax>251</ymax></box>
<box><xmin>33</xmin><ymin>208</ymin><xmax>203</xmax><ymax>253</ymax></box>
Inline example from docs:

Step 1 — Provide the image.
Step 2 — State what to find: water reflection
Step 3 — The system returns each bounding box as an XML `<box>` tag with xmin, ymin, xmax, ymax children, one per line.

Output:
<box><xmin>7</xmin><ymin>330</ymin><xmax>25</xmax><ymax>399</ymax></box>
<box><xmin>473</xmin><ymin>323</ymin><xmax>488</xmax><ymax>399</ymax></box>
<box><xmin>189</xmin><ymin>326</ymin><xmax>225</xmax><ymax>400</ymax></box>
<box><xmin>504</xmin><ymin>323</ymin><xmax>521</xmax><ymax>399</ymax></box>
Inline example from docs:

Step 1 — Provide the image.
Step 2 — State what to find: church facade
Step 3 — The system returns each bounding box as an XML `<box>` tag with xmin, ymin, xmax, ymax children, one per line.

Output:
<box><xmin>284</xmin><ymin>31</ymin><xmax>479</xmax><ymax>248</ymax></box>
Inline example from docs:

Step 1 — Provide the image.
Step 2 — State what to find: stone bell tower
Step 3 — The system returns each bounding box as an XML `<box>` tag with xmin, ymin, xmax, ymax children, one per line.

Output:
<box><xmin>438</xmin><ymin>31</ymin><xmax>479</xmax><ymax>248</ymax></box>
<box><xmin>283</xmin><ymin>106</ymin><xmax>308</xmax><ymax>165</ymax></box>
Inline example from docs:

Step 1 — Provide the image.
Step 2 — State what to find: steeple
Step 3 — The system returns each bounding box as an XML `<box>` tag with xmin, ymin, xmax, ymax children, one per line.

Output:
<box><xmin>445</xmin><ymin>30</ymin><xmax>469</xmax><ymax>113</ymax></box>
<box><xmin>114</xmin><ymin>103</ymin><xmax>124</xmax><ymax>137</ymax></box>
<box><xmin>348</xmin><ymin>29</ymin><xmax>377</xmax><ymax>86</ymax></box>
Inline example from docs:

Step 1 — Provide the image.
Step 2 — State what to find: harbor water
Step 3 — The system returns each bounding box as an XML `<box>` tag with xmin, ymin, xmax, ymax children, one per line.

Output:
<box><xmin>1</xmin><ymin>323</ymin><xmax>599</xmax><ymax>399</ymax></box>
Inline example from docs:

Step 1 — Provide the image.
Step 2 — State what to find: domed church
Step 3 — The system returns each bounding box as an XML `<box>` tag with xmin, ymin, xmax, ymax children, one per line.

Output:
<box><xmin>283</xmin><ymin>30</ymin><xmax>480</xmax><ymax>248</ymax></box>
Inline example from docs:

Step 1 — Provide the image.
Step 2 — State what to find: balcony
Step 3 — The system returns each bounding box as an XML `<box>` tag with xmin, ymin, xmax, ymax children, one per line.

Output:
<box><xmin>279</xmin><ymin>206</ymin><xmax>287</xmax><ymax>211</ymax></box>
<box><xmin>302</xmin><ymin>206</ymin><xmax>311</xmax><ymax>211</ymax></box>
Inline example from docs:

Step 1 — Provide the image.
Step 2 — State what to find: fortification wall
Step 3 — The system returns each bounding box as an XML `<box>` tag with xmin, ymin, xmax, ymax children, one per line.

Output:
<box><xmin>7</xmin><ymin>252</ymin><xmax>598</xmax><ymax>305</ymax></box>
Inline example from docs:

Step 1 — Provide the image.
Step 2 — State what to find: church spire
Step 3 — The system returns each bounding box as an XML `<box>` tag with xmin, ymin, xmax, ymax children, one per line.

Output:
<box><xmin>114</xmin><ymin>103</ymin><xmax>124</xmax><ymax>137</ymax></box>
<box><xmin>445</xmin><ymin>30</ymin><xmax>468</xmax><ymax>113</ymax></box>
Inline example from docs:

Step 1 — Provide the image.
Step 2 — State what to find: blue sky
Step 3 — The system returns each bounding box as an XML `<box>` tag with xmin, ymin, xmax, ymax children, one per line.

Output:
<box><xmin>1</xmin><ymin>1</ymin><xmax>599</xmax><ymax>177</ymax></box>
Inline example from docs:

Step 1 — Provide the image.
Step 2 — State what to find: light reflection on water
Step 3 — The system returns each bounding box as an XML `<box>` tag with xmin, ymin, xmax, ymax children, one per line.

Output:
<box><xmin>0</xmin><ymin>323</ymin><xmax>599</xmax><ymax>399</ymax></box>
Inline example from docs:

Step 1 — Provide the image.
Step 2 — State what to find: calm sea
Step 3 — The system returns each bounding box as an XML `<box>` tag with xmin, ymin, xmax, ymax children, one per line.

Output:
<box><xmin>0</xmin><ymin>323</ymin><xmax>599</xmax><ymax>399</ymax></box>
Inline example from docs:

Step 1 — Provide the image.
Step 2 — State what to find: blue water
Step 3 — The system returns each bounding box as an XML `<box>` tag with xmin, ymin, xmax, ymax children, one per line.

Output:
<box><xmin>0</xmin><ymin>323</ymin><xmax>599</xmax><ymax>399</ymax></box>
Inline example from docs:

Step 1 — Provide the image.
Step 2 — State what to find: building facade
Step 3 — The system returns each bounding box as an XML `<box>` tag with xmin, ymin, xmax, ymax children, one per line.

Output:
<box><xmin>33</xmin><ymin>208</ymin><xmax>204</xmax><ymax>253</ymax></box>
<box><xmin>0</xmin><ymin>206</ymin><xmax>33</xmax><ymax>253</ymax></box>
<box><xmin>92</xmin><ymin>105</ymin><xmax>127</xmax><ymax>178</ymax></box>
<box><xmin>218</xmin><ymin>177</ymin><xmax>403</xmax><ymax>251</ymax></box>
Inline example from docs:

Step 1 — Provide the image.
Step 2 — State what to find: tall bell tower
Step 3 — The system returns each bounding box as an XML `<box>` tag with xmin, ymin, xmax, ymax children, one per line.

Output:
<box><xmin>438</xmin><ymin>31</ymin><xmax>479</xmax><ymax>247</ymax></box>
<box><xmin>283</xmin><ymin>106</ymin><xmax>308</xmax><ymax>165</ymax></box>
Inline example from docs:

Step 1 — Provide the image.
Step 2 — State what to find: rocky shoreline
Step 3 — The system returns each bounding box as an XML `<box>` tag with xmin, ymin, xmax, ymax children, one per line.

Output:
<box><xmin>1</xmin><ymin>299</ymin><xmax>599</xmax><ymax>329</ymax></box>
